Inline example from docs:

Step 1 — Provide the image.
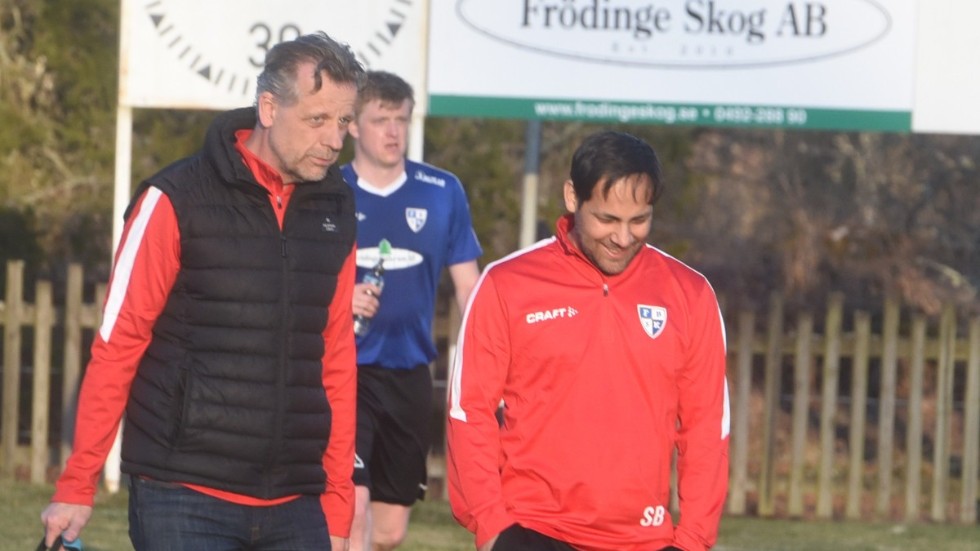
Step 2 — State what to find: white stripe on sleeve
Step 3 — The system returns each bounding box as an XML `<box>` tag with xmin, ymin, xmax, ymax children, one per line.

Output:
<box><xmin>99</xmin><ymin>187</ymin><xmax>164</xmax><ymax>343</ymax></box>
<box><xmin>448</xmin><ymin>238</ymin><xmax>555</xmax><ymax>423</ymax></box>
<box><xmin>722</xmin><ymin>378</ymin><xmax>731</xmax><ymax>439</ymax></box>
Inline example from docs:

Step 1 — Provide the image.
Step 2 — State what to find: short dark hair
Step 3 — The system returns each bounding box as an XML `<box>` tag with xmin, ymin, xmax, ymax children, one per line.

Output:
<box><xmin>568</xmin><ymin>131</ymin><xmax>665</xmax><ymax>206</ymax></box>
<box><xmin>355</xmin><ymin>70</ymin><xmax>415</xmax><ymax>114</ymax></box>
<box><xmin>255</xmin><ymin>31</ymin><xmax>366</xmax><ymax>106</ymax></box>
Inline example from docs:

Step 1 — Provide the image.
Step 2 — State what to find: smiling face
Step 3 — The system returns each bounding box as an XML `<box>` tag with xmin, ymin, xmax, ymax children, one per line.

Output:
<box><xmin>350</xmin><ymin>98</ymin><xmax>411</xmax><ymax>171</ymax></box>
<box><xmin>256</xmin><ymin>61</ymin><xmax>358</xmax><ymax>183</ymax></box>
<box><xmin>564</xmin><ymin>174</ymin><xmax>654</xmax><ymax>276</ymax></box>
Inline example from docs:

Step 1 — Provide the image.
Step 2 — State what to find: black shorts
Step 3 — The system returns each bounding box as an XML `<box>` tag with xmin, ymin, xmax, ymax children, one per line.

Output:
<box><xmin>491</xmin><ymin>525</ymin><xmax>576</xmax><ymax>551</ymax></box>
<box><xmin>353</xmin><ymin>364</ymin><xmax>432</xmax><ymax>505</ymax></box>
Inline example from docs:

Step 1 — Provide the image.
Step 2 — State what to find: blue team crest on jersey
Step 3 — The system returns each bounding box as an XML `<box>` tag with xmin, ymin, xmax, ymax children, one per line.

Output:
<box><xmin>638</xmin><ymin>305</ymin><xmax>667</xmax><ymax>339</ymax></box>
<box><xmin>405</xmin><ymin>208</ymin><xmax>428</xmax><ymax>233</ymax></box>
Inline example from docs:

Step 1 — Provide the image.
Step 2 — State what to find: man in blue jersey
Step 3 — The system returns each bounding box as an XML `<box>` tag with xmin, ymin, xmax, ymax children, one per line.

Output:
<box><xmin>340</xmin><ymin>70</ymin><xmax>482</xmax><ymax>551</ymax></box>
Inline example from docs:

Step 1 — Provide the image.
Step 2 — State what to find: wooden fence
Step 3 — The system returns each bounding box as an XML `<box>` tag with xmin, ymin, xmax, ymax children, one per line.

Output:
<box><xmin>725</xmin><ymin>292</ymin><xmax>979</xmax><ymax>525</ymax></box>
<box><xmin>1</xmin><ymin>260</ymin><xmax>105</xmax><ymax>483</ymax></box>
<box><xmin>1</xmin><ymin>261</ymin><xmax>977</xmax><ymax>526</ymax></box>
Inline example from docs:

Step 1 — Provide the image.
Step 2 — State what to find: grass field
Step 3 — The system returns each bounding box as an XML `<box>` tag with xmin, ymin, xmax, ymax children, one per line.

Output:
<box><xmin>4</xmin><ymin>480</ymin><xmax>977</xmax><ymax>551</ymax></box>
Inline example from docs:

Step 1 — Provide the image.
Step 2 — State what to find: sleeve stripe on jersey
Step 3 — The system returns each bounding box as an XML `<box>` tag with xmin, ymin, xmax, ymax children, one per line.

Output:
<box><xmin>448</xmin><ymin>269</ymin><xmax>490</xmax><ymax>423</ymax></box>
<box><xmin>717</xmin><ymin>302</ymin><xmax>731</xmax><ymax>439</ymax></box>
<box><xmin>722</xmin><ymin>378</ymin><xmax>731</xmax><ymax>439</ymax></box>
<box><xmin>99</xmin><ymin>187</ymin><xmax>163</xmax><ymax>343</ymax></box>
<box><xmin>447</xmin><ymin>237</ymin><xmax>555</xmax><ymax>423</ymax></box>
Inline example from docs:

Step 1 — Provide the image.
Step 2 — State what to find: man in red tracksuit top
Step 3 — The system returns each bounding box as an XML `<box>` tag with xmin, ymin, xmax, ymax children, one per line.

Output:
<box><xmin>447</xmin><ymin>131</ymin><xmax>730</xmax><ymax>551</ymax></box>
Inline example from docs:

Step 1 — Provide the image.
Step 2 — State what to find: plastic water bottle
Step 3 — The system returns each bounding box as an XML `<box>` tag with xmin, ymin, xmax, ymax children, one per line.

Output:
<box><xmin>353</xmin><ymin>239</ymin><xmax>391</xmax><ymax>336</ymax></box>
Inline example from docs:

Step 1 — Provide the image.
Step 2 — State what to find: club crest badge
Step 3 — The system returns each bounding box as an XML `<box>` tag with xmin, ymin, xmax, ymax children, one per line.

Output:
<box><xmin>406</xmin><ymin>207</ymin><xmax>428</xmax><ymax>233</ymax></box>
<box><xmin>638</xmin><ymin>305</ymin><xmax>667</xmax><ymax>339</ymax></box>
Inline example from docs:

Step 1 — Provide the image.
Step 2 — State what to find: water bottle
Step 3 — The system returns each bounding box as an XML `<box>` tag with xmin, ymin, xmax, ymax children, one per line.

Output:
<box><xmin>38</xmin><ymin>535</ymin><xmax>83</xmax><ymax>550</ymax></box>
<box><xmin>353</xmin><ymin>239</ymin><xmax>391</xmax><ymax>336</ymax></box>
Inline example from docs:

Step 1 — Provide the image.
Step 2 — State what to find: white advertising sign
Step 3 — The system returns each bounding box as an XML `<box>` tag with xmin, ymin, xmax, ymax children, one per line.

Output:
<box><xmin>913</xmin><ymin>0</ymin><xmax>980</xmax><ymax>135</ymax></box>
<box><xmin>428</xmin><ymin>0</ymin><xmax>917</xmax><ymax>131</ymax></box>
<box><xmin>120</xmin><ymin>0</ymin><xmax>427</xmax><ymax>111</ymax></box>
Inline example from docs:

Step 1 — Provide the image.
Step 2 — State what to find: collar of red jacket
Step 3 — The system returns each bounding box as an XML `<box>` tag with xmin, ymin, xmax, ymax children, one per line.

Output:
<box><xmin>233</xmin><ymin>128</ymin><xmax>287</xmax><ymax>195</ymax></box>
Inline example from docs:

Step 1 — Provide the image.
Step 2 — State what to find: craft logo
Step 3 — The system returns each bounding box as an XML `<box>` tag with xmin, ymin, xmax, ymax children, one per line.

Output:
<box><xmin>454</xmin><ymin>0</ymin><xmax>893</xmax><ymax>68</ymax></box>
<box><xmin>638</xmin><ymin>305</ymin><xmax>667</xmax><ymax>339</ymax></box>
<box><xmin>406</xmin><ymin>207</ymin><xmax>428</xmax><ymax>233</ymax></box>
<box><xmin>525</xmin><ymin>306</ymin><xmax>579</xmax><ymax>324</ymax></box>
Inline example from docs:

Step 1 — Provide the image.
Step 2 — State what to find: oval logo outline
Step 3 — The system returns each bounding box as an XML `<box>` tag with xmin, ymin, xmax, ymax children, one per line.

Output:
<box><xmin>454</xmin><ymin>0</ymin><xmax>893</xmax><ymax>69</ymax></box>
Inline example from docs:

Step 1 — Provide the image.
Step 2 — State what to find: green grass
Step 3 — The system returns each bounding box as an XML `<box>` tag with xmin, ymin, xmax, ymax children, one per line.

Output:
<box><xmin>3</xmin><ymin>480</ymin><xmax>977</xmax><ymax>550</ymax></box>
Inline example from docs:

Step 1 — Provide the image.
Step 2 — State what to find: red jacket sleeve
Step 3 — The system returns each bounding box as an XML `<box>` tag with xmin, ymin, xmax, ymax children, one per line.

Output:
<box><xmin>319</xmin><ymin>243</ymin><xmax>358</xmax><ymax>537</ymax></box>
<box><xmin>53</xmin><ymin>187</ymin><xmax>180</xmax><ymax>505</ymax></box>
<box><xmin>673</xmin><ymin>282</ymin><xmax>730</xmax><ymax>551</ymax></box>
<box><xmin>445</xmin><ymin>271</ymin><xmax>516</xmax><ymax>548</ymax></box>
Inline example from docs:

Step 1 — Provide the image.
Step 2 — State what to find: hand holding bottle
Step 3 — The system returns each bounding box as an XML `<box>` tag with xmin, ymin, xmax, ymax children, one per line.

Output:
<box><xmin>352</xmin><ymin>279</ymin><xmax>382</xmax><ymax>333</ymax></box>
<box><xmin>353</xmin><ymin>239</ymin><xmax>391</xmax><ymax>336</ymax></box>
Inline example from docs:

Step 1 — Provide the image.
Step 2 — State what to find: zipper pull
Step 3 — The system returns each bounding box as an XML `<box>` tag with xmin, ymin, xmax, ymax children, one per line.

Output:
<box><xmin>603</xmin><ymin>283</ymin><xmax>609</xmax><ymax>296</ymax></box>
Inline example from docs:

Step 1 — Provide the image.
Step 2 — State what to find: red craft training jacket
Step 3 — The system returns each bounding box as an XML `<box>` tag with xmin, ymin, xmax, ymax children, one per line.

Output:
<box><xmin>447</xmin><ymin>214</ymin><xmax>730</xmax><ymax>551</ymax></box>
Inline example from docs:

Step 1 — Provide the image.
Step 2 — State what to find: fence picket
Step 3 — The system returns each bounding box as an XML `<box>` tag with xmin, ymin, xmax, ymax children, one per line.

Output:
<box><xmin>875</xmin><ymin>295</ymin><xmax>900</xmax><ymax>517</ymax></box>
<box><xmin>959</xmin><ymin>318</ymin><xmax>979</xmax><ymax>524</ymax></box>
<box><xmin>931</xmin><ymin>305</ymin><xmax>955</xmax><ymax>522</ymax></box>
<box><xmin>30</xmin><ymin>282</ymin><xmax>53</xmax><ymax>484</ymax></box>
<box><xmin>846</xmin><ymin>311</ymin><xmax>871</xmax><ymax>519</ymax></box>
<box><xmin>905</xmin><ymin>316</ymin><xmax>926</xmax><ymax>521</ymax></box>
<box><xmin>727</xmin><ymin>310</ymin><xmax>754</xmax><ymax>516</ymax></box>
<box><xmin>817</xmin><ymin>292</ymin><xmax>845</xmax><ymax>519</ymax></box>
<box><xmin>759</xmin><ymin>293</ymin><xmax>785</xmax><ymax>517</ymax></box>
<box><xmin>788</xmin><ymin>312</ymin><xmax>814</xmax><ymax>517</ymax></box>
<box><xmin>61</xmin><ymin>264</ymin><xmax>83</xmax><ymax>468</ymax></box>
<box><xmin>2</xmin><ymin>260</ymin><xmax>24</xmax><ymax>478</ymax></box>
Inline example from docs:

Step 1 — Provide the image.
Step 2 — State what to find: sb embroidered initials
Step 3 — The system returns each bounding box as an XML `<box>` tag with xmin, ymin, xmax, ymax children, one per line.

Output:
<box><xmin>640</xmin><ymin>505</ymin><xmax>666</xmax><ymax>527</ymax></box>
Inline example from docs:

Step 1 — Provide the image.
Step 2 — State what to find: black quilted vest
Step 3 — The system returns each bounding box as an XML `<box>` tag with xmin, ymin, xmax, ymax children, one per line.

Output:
<box><xmin>119</xmin><ymin>108</ymin><xmax>356</xmax><ymax>498</ymax></box>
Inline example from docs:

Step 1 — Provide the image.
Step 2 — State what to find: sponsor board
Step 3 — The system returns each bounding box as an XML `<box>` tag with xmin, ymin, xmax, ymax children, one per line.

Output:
<box><xmin>429</xmin><ymin>0</ymin><xmax>916</xmax><ymax>131</ymax></box>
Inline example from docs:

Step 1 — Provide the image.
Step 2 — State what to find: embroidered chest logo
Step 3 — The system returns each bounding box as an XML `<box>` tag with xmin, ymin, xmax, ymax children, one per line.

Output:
<box><xmin>321</xmin><ymin>216</ymin><xmax>338</xmax><ymax>233</ymax></box>
<box><xmin>638</xmin><ymin>305</ymin><xmax>668</xmax><ymax>339</ymax></box>
<box><xmin>405</xmin><ymin>207</ymin><xmax>428</xmax><ymax>233</ymax></box>
<box><xmin>525</xmin><ymin>306</ymin><xmax>578</xmax><ymax>325</ymax></box>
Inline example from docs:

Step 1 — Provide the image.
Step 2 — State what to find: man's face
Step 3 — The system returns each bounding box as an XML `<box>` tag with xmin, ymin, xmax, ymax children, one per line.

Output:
<box><xmin>564</xmin><ymin>175</ymin><xmax>654</xmax><ymax>276</ymax></box>
<box><xmin>262</xmin><ymin>63</ymin><xmax>358</xmax><ymax>183</ymax></box>
<box><xmin>350</xmin><ymin>98</ymin><xmax>411</xmax><ymax>170</ymax></box>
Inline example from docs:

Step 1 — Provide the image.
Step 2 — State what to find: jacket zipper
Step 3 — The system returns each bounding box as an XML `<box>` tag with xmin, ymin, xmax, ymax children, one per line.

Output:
<box><xmin>265</xmin><ymin>201</ymin><xmax>290</xmax><ymax>494</ymax></box>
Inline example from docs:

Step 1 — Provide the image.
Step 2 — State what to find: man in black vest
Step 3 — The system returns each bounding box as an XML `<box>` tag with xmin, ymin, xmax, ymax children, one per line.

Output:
<box><xmin>42</xmin><ymin>32</ymin><xmax>364</xmax><ymax>551</ymax></box>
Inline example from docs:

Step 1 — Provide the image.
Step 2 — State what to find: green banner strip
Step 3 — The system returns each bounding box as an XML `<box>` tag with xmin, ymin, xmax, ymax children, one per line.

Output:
<box><xmin>428</xmin><ymin>95</ymin><xmax>912</xmax><ymax>132</ymax></box>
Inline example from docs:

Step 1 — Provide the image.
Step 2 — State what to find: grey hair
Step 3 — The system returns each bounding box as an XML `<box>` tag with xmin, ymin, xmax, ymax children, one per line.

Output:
<box><xmin>255</xmin><ymin>31</ymin><xmax>366</xmax><ymax>106</ymax></box>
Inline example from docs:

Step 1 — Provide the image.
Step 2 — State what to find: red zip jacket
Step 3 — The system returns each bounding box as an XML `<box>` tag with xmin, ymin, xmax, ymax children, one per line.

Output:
<box><xmin>447</xmin><ymin>214</ymin><xmax>729</xmax><ymax>551</ymax></box>
<box><xmin>53</xmin><ymin>130</ymin><xmax>358</xmax><ymax>536</ymax></box>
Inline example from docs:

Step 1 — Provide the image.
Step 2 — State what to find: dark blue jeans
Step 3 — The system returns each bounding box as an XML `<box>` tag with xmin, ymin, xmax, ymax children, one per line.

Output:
<box><xmin>128</xmin><ymin>477</ymin><xmax>331</xmax><ymax>551</ymax></box>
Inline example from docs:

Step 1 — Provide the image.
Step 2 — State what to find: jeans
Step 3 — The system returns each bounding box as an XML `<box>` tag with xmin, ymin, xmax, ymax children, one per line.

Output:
<box><xmin>128</xmin><ymin>477</ymin><xmax>331</xmax><ymax>551</ymax></box>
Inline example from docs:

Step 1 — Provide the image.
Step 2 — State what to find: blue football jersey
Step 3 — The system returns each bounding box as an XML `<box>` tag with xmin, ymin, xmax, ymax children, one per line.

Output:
<box><xmin>341</xmin><ymin>160</ymin><xmax>482</xmax><ymax>368</ymax></box>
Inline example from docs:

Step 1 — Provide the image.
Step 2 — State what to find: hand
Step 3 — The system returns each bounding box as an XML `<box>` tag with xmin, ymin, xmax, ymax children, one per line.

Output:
<box><xmin>330</xmin><ymin>535</ymin><xmax>349</xmax><ymax>551</ymax></box>
<box><xmin>40</xmin><ymin>502</ymin><xmax>93</xmax><ymax>548</ymax></box>
<box><xmin>477</xmin><ymin>533</ymin><xmax>499</xmax><ymax>551</ymax></box>
<box><xmin>352</xmin><ymin>282</ymin><xmax>382</xmax><ymax>319</ymax></box>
